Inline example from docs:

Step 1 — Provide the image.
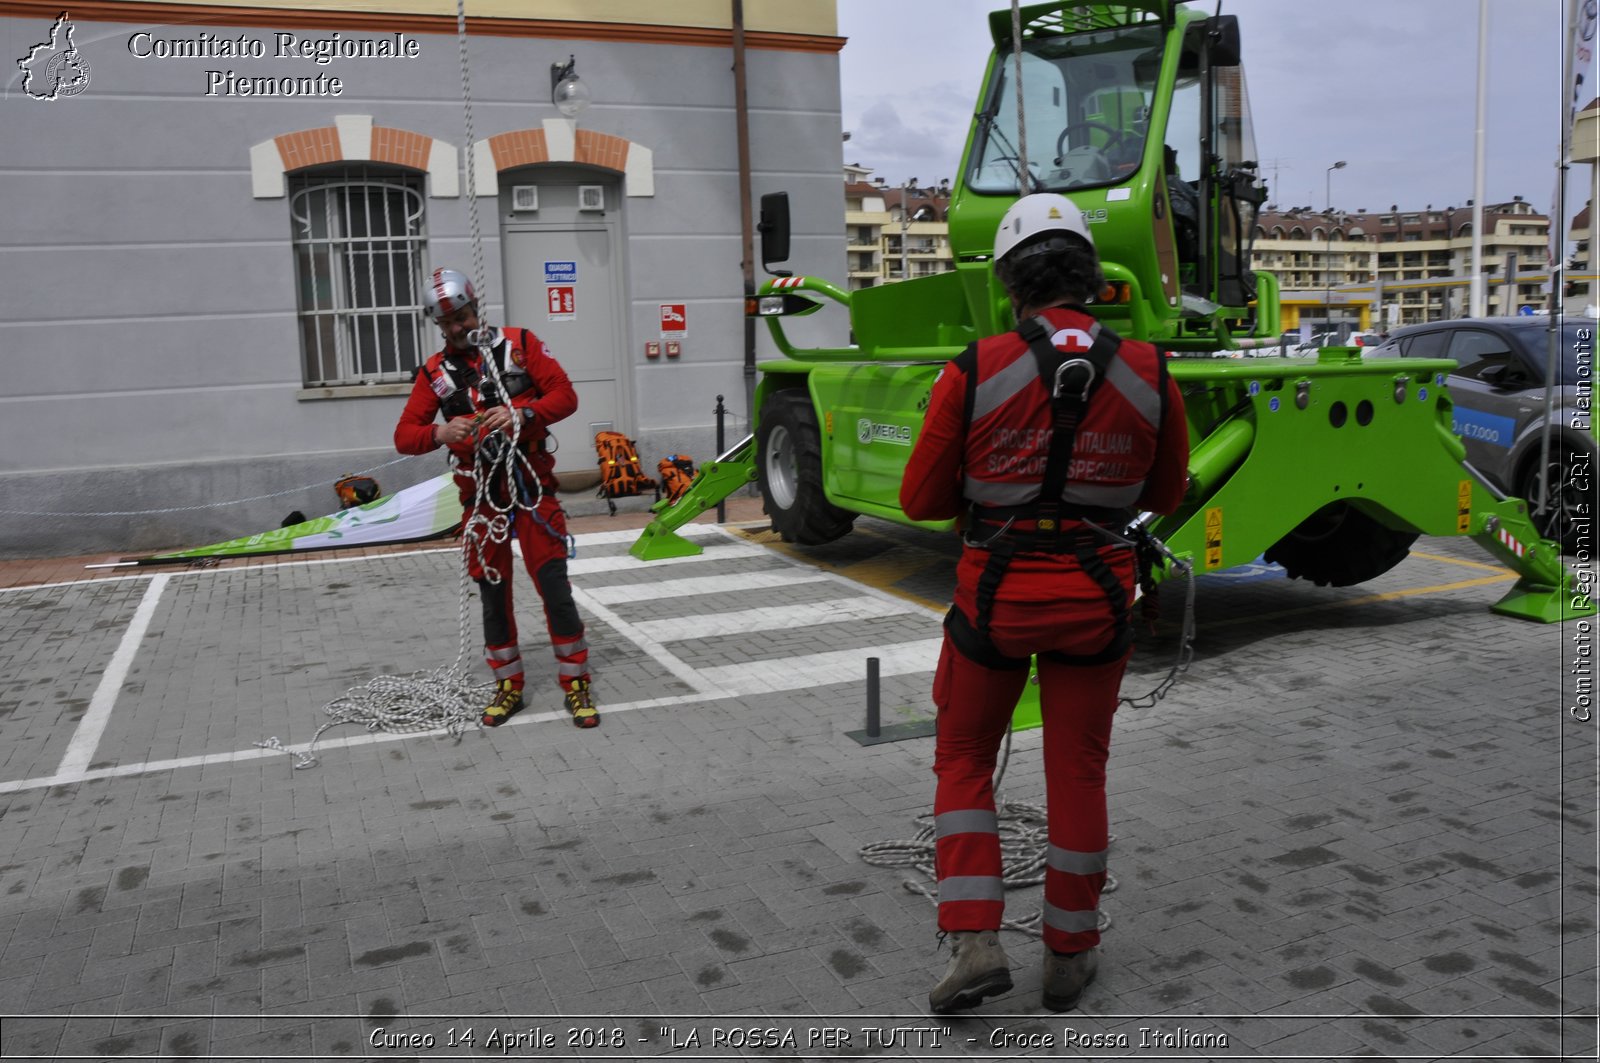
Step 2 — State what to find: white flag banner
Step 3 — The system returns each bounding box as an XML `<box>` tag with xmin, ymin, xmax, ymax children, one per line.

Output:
<box><xmin>1551</xmin><ymin>0</ymin><xmax>1597</xmax><ymax>277</ymax></box>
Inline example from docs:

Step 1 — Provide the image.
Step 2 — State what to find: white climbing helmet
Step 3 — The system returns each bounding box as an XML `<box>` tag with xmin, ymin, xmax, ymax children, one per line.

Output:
<box><xmin>421</xmin><ymin>267</ymin><xmax>477</xmax><ymax>321</ymax></box>
<box><xmin>993</xmin><ymin>193</ymin><xmax>1095</xmax><ymax>265</ymax></box>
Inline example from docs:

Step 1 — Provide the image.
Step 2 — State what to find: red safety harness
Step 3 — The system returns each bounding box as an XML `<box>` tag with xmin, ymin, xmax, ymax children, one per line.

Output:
<box><xmin>949</xmin><ymin>314</ymin><xmax>1168</xmax><ymax>671</ymax></box>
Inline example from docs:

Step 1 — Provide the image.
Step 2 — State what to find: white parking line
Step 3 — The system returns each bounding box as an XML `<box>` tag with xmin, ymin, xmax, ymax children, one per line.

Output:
<box><xmin>55</xmin><ymin>573</ymin><xmax>169</xmax><ymax>777</ymax></box>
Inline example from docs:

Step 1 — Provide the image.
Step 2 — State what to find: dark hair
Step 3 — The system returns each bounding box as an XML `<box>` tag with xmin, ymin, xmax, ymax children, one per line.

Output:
<box><xmin>994</xmin><ymin>235</ymin><xmax>1103</xmax><ymax>310</ymax></box>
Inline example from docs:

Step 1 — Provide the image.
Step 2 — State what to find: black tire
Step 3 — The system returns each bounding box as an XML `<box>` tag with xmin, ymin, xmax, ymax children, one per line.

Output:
<box><xmin>1518</xmin><ymin>441</ymin><xmax>1592</xmax><ymax>555</ymax></box>
<box><xmin>1263</xmin><ymin>502</ymin><xmax>1418</xmax><ymax>588</ymax></box>
<box><xmin>756</xmin><ymin>390</ymin><xmax>856</xmax><ymax>545</ymax></box>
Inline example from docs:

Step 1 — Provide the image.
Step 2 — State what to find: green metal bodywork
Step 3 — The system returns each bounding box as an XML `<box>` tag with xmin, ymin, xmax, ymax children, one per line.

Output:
<box><xmin>632</xmin><ymin>0</ymin><xmax>1591</xmax><ymax>630</ymax></box>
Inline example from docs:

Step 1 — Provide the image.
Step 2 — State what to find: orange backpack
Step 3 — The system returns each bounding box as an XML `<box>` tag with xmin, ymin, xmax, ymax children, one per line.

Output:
<box><xmin>657</xmin><ymin>454</ymin><xmax>697</xmax><ymax>505</ymax></box>
<box><xmin>594</xmin><ymin>431</ymin><xmax>657</xmax><ymax>514</ymax></box>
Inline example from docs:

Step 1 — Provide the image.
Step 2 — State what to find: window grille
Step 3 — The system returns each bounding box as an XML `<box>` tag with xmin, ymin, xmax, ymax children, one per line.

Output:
<box><xmin>290</xmin><ymin>168</ymin><xmax>428</xmax><ymax>386</ymax></box>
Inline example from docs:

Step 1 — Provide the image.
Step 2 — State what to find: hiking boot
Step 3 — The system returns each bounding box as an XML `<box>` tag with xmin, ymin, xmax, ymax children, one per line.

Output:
<box><xmin>1041</xmin><ymin>946</ymin><xmax>1098</xmax><ymax>1012</ymax></box>
<box><xmin>481</xmin><ymin>680</ymin><xmax>523</xmax><ymax>728</ymax></box>
<box><xmin>928</xmin><ymin>930</ymin><xmax>1012</xmax><ymax>1014</ymax></box>
<box><xmin>564</xmin><ymin>678</ymin><xmax>598</xmax><ymax>728</ymax></box>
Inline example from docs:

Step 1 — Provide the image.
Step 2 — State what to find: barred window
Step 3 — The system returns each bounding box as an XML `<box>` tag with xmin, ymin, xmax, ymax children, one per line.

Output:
<box><xmin>290</xmin><ymin>167</ymin><xmax>429</xmax><ymax>386</ymax></box>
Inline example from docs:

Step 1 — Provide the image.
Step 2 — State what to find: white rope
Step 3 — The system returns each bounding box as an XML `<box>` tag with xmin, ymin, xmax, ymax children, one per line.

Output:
<box><xmin>0</xmin><ymin>452</ymin><xmax>426</xmax><ymax>517</ymax></box>
<box><xmin>1009</xmin><ymin>0</ymin><xmax>1032</xmax><ymax>194</ymax></box>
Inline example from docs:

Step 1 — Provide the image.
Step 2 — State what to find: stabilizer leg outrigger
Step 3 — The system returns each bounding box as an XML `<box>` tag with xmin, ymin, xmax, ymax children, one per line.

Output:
<box><xmin>1469</xmin><ymin>495</ymin><xmax>1595</xmax><ymax>623</ymax></box>
<box><xmin>628</xmin><ymin>434</ymin><xmax>758</xmax><ymax>560</ymax></box>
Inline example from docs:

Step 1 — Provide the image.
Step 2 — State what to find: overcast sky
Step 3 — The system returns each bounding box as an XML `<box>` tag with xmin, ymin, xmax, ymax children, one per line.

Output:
<box><xmin>838</xmin><ymin>0</ymin><xmax>1591</xmax><ymax>227</ymax></box>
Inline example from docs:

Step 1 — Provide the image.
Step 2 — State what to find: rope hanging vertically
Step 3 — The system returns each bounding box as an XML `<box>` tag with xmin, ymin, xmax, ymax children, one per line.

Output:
<box><xmin>1009</xmin><ymin>0</ymin><xmax>1032</xmax><ymax>194</ymax></box>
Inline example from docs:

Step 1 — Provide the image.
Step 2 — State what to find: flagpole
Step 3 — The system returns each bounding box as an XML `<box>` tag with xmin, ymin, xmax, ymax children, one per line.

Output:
<box><xmin>1470</xmin><ymin>0</ymin><xmax>1488</xmax><ymax>318</ymax></box>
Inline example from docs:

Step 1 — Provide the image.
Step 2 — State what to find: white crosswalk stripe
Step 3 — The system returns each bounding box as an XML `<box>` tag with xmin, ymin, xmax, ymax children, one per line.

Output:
<box><xmin>582</xmin><ymin>569</ymin><xmax>834</xmax><ymax>605</ymax></box>
<box><xmin>568</xmin><ymin>525</ymin><xmax>943</xmax><ymax>700</ymax></box>
<box><xmin>697</xmin><ymin>640</ymin><xmax>943</xmax><ymax>697</ymax></box>
<box><xmin>567</xmin><ymin>541</ymin><xmax>766</xmax><ymax>576</ymax></box>
<box><xmin>629</xmin><ymin>595</ymin><xmax>920</xmax><ymax>641</ymax></box>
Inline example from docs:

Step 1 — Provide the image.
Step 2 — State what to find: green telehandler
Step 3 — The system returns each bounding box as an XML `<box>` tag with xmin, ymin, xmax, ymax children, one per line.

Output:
<box><xmin>632</xmin><ymin>0</ymin><xmax>1591</xmax><ymax>640</ymax></box>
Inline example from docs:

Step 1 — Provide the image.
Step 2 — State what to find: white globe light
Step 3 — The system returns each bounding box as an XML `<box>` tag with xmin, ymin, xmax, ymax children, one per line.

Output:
<box><xmin>554</xmin><ymin>76</ymin><xmax>590</xmax><ymax>118</ymax></box>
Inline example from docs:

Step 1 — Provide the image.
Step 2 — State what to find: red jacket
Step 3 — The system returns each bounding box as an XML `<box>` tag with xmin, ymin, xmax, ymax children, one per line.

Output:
<box><xmin>902</xmin><ymin>306</ymin><xmax>1188</xmax><ymax>524</ymax></box>
<box><xmin>395</xmin><ymin>327</ymin><xmax>577</xmax><ymax>491</ymax></box>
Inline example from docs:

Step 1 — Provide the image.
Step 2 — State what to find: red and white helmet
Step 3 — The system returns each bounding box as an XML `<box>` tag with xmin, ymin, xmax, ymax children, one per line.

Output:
<box><xmin>422</xmin><ymin>267</ymin><xmax>477</xmax><ymax>321</ymax></box>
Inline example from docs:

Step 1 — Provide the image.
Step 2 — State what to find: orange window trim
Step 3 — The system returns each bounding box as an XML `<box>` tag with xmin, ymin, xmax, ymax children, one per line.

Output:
<box><xmin>14</xmin><ymin>1</ymin><xmax>845</xmax><ymax>53</ymax></box>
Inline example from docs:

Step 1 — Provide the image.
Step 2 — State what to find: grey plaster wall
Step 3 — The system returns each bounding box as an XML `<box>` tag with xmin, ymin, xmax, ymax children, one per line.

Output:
<box><xmin>0</xmin><ymin>12</ymin><xmax>845</xmax><ymax>556</ymax></box>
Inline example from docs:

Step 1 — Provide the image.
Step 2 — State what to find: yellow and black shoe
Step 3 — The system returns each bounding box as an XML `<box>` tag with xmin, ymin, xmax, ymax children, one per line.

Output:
<box><xmin>564</xmin><ymin>678</ymin><xmax>598</xmax><ymax>729</ymax></box>
<box><xmin>481</xmin><ymin>680</ymin><xmax>523</xmax><ymax>728</ymax></box>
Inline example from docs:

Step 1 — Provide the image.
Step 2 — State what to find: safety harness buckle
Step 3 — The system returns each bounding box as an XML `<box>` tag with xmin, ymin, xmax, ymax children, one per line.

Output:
<box><xmin>1052</xmin><ymin>357</ymin><xmax>1096</xmax><ymax>401</ymax></box>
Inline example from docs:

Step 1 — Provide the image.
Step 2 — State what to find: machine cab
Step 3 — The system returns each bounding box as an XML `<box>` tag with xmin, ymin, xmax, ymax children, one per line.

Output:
<box><xmin>953</xmin><ymin>1</ymin><xmax>1274</xmax><ymax>348</ymax></box>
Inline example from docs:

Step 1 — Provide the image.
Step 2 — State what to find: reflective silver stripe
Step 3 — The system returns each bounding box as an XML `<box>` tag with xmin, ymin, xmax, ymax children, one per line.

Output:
<box><xmin>938</xmin><ymin>875</ymin><xmax>1005</xmax><ymax>903</ymax></box>
<box><xmin>1047</xmin><ymin>845</ymin><xmax>1108</xmax><ymax>876</ymax></box>
<box><xmin>1104</xmin><ymin>354</ymin><xmax>1161</xmax><ymax>427</ymax></box>
<box><xmin>486</xmin><ymin>644</ymin><xmax>521</xmax><ymax>662</ymax></box>
<box><xmin>1061</xmin><ymin>481</ymin><xmax>1144</xmax><ymax>507</ymax></box>
<box><xmin>1043</xmin><ymin>901</ymin><xmax>1100</xmax><ymax>934</ymax></box>
<box><xmin>964</xmin><ymin>477</ymin><xmax>1040</xmax><ymax>506</ymax></box>
<box><xmin>935</xmin><ymin>809</ymin><xmax>999</xmax><ymax>838</ymax></box>
<box><xmin>971</xmin><ymin>350</ymin><xmax>1038</xmax><ymax>423</ymax></box>
<box><xmin>557</xmin><ymin>661</ymin><xmax>586</xmax><ymax>677</ymax></box>
<box><xmin>491</xmin><ymin>659</ymin><xmax>523</xmax><ymax>679</ymax></box>
<box><xmin>552</xmin><ymin>635</ymin><xmax>589</xmax><ymax>656</ymax></box>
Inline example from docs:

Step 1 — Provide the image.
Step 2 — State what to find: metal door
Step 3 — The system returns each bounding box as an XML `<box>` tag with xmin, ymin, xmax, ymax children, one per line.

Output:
<box><xmin>501</xmin><ymin>176</ymin><xmax>628</xmax><ymax>476</ymax></box>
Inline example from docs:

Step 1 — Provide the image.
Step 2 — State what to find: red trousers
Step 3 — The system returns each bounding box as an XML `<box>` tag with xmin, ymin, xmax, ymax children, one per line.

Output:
<box><xmin>463</xmin><ymin>492</ymin><xmax>587</xmax><ymax>692</ymax></box>
<box><xmin>933</xmin><ymin>552</ymin><xmax>1131</xmax><ymax>954</ymax></box>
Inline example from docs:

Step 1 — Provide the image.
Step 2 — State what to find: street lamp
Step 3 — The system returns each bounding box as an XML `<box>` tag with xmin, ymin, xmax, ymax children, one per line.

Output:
<box><xmin>1324</xmin><ymin>160</ymin><xmax>1346</xmax><ymax>340</ymax></box>
<box><xmin>549</xmin><ymin>55</ymin><xmax>590</xmax><ymax>118</ymax></box>
<box><xmin>900</xmin><ymin>177</ymin><xmax>916</xmax><ymax>283</ymax></box>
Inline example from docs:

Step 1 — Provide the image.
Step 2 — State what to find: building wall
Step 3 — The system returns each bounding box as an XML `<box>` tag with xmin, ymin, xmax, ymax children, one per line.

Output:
<box><xmin>0</xmin><ymin>1</ymin><xmax>846</xmax><ymax>556</ymax></box>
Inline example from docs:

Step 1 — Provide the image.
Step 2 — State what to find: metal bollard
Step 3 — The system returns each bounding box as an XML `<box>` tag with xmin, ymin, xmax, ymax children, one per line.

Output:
<box><xmin>714</xmin><ymin>394</ymin><xmax>727</xmax><ymax>523</ymax></box>
<box><xmin>865</xmin><ymin>656</ymin><xmax>880</xmax><ymax>738</ymax></box>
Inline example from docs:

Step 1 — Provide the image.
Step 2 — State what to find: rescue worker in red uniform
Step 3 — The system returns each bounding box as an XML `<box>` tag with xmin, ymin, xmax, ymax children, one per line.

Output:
<box><xmin>901</xmin><ymin>194</ymin><xmax>1189</xmax><ymax>1013</ymax></box>
<box><xmin>394</xmin><ymin>267</ymin><xmax>598</xmax><ymax>729</ymax></box>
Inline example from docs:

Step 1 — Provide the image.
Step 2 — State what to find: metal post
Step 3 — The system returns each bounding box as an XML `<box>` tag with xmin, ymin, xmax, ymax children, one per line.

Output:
<box><xmin>1503</xmin><ymin>251</ymin><xmax>1518</xmax><ymax>316</ymax></box>
<box><xmin>714</xmin><ymin>394</ymin><xmax>727</xmax><ymax>523</ymax></box>
<box><xmin>1324</xmin><ymin>160</ymin><xmax>1346</xmax><ymax>338</ymax></box>
<box><xmin>865</xmin><ymin>656</ymin><xmax>880</xmax><ymax>738</ymax></box>
<box><xmin>900</xmin><ymin>178</ymin><xmax>915</xmax><ymax>283</ymax></box>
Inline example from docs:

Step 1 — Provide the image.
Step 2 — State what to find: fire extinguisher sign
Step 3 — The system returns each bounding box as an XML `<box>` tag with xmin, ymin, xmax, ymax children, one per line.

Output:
<box><xmin>547</xmin><ymin>285</ymin><xmax>576</xmax><ymax>322</ymax></box>
<box><xmin>659</xmin><ymin>303</ymin><xmax>687</xmax><ymax>339</ymax></box>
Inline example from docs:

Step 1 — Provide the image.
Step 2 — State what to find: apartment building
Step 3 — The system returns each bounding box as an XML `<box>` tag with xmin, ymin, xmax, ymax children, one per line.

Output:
<box><xmin>1252</xmin><ymin>198</ymin><xmax>1553</xmax><ymax>332</ymax></box>
<box><xmin>842</xmin><ymin>166</ymin><xmax>955</xmax><ymax>290</ymax></box>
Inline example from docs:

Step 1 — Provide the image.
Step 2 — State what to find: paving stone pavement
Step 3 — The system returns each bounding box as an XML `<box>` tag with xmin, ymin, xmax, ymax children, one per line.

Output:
<box><xmin>0</xmin><ymin>513</ymin><xmax>1593</xmax><ymax>1061</ymax></box>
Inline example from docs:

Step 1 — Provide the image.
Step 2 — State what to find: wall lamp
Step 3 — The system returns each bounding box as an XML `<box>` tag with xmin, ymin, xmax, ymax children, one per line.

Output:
<box><xmin>550</xmin><ymin>55</ymin><xmax>591</xmax><ymax>118</ymax></box>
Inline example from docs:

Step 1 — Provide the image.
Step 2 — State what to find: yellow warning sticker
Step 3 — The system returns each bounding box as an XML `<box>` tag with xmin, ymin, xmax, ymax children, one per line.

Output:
<box><xmin>1204</xmin><ymin>507</ymin><xmax>1224</xmax><ymax>570</ymax></box>
<box><xmin>825</xmin><ymin>410</ymin><xmax>834</xmax><ymax>437</ymax></box>
<box><xmin>1456</xmin><ymin>479</ymin><xmax>1471</xmax><ymax>533</ymax></box>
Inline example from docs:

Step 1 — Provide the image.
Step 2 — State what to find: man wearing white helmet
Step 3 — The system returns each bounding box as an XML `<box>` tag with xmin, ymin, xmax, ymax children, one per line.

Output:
<box><xmin>394</xmin><ymin>267</ymin><xmax>598</xmax><ymax>729</ymax></box>
<box><xmin>901</xmin><ymin>194</ymin><xmax>1189</xmax><ymax>1013</ymax></box>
